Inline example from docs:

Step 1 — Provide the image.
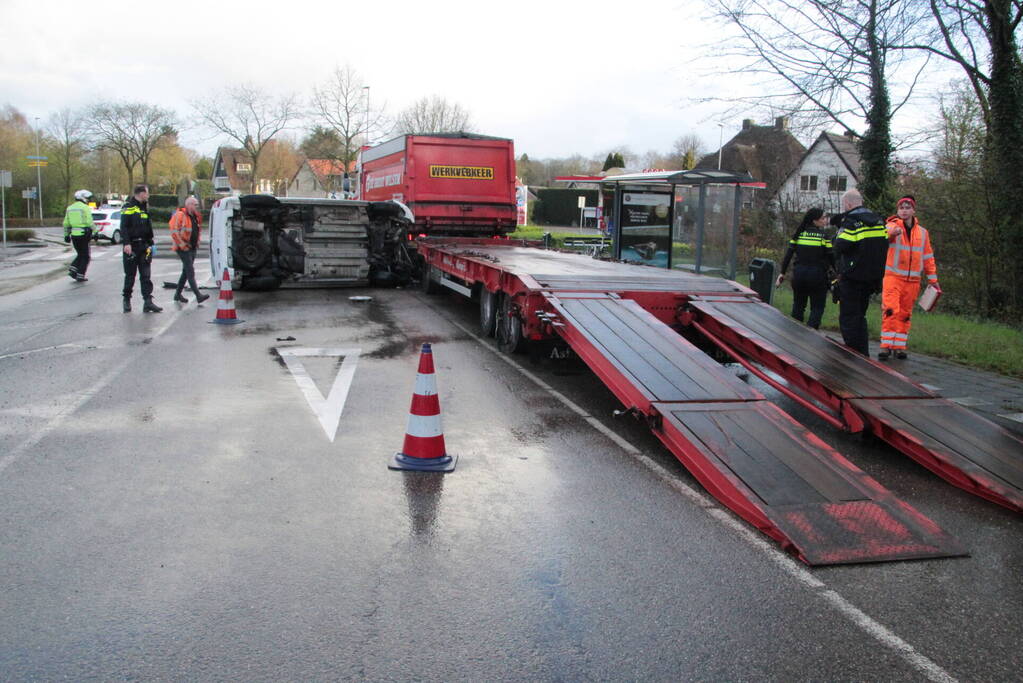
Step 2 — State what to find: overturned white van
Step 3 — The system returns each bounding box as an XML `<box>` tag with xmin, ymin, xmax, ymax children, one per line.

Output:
<box><xmin>208</xmin><ymin>195</ymin><xmax>415</xmax><ymax>290</ymax></box>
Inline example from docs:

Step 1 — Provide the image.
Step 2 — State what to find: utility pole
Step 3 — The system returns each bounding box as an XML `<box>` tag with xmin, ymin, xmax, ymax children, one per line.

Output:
<box><xmin>35</xmin><ymin>117</ymin><xmax>43</xmax><ymax>225</ymax></box>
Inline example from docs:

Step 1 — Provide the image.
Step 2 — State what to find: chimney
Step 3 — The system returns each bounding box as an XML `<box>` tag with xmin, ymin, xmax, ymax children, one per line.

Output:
<box><xmin>742</xmin><ymin>119</ymin><xmax>754</xmax><ymax>131</ymax></box>
<box><xmin>775</xmin><ymin>116</ymin><xmax>789</xmax><ymax>130</ymax></box>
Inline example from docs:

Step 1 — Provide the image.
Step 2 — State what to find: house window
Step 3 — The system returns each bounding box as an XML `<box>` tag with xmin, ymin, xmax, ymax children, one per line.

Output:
<box><xmin>800</xmin><ymin>175</ymin><xmax>818</xmax><ymax>191</ymax></box>
<box><xmin>236</xmin><ymin>163</ymin><xmax>252</xmax><ymax>173</ymax></box>
<box><xmin>828</xmin><ymin>175</ymin><xmax>848</xmax><ymax>192</ymax></box>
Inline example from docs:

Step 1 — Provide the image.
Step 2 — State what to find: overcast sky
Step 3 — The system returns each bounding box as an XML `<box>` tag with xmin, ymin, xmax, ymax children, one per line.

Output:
<box><xmin>1</xmin><ymin>0</ymin><xmax>954</xmax><ymax>162</ymax></box>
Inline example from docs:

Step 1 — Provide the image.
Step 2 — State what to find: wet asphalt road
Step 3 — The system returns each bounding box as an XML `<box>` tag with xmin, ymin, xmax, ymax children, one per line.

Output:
<box><xmin>0</xmin><ymin>245</ymin><xmax>1020</xmax><ymax>681</ymax></box>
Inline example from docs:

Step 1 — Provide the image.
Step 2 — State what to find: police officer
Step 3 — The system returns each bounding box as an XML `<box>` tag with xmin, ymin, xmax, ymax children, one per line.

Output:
<box><xmin>776</xmin><ymin>207</ymin><xmax>834</xmax><ymax>330</ymax></box>
<box><xmin>63</xmin><ymin>189</ymin><xmax>95</xmax><ymax>282</ymax></box>
<box><xmin>121</xmin><ymin>184</ymin><xmax>163</xmax><ymax>313</ymax></box>
<box><xmin>832</xmin><ymin>189</ymin><xmax>889</xmax><ymax>356</ymax></box>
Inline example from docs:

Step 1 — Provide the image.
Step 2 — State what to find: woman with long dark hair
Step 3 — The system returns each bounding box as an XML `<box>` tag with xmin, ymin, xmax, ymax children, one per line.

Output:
<box><xmin>775</xmin><ymin>207</ymin><xmax>834</xmax><ymax>329</ymax></box>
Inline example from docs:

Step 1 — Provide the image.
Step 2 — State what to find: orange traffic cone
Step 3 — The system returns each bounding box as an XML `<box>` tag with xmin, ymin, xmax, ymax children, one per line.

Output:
<box><xmin>210</xmin><ymin>268</ymin><xmax>244</xmax><ymax>325</ymax></box>
<box><xmin>389</xmin><ymin>343</ymin><xmax>457</xmax><ymax>472</ymax></box>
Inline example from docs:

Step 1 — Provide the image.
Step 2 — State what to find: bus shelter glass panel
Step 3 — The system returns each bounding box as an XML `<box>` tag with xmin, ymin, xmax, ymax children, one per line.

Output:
<box><xmin>701</xmin><ymin>184</ymin><xmax>736</xmax><ymax>277</ymax></box>
<box><xmin>672</xmin><ymin>185</ymin><xmax>699</xmax><ymax>272</ymax></box>
<box><xmin>619</xmin><ymin>191</ymin><xmax>671</xmax><ymax>268</ymax></box>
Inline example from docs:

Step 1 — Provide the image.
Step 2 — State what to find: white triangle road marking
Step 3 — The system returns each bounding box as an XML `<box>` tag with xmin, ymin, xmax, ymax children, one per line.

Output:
<box><xmin>277</xmin><ymin>347</ymin><xmax>361</xmax><ymax>443</ymax></box>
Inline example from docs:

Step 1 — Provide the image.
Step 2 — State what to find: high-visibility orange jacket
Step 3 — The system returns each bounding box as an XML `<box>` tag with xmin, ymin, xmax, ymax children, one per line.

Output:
<box><xmin>884</xmin><ymin>216</ymin><xmax>937</xmax><ymax>284</ymax></box>
<box><xmin>169</xmin><ymin>208</ymin><xmax>202</xmax><ymax>252</ymax></box>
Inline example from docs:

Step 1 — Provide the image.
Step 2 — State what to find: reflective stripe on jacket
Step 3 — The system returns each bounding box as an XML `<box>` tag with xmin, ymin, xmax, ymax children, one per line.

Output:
<box><xmin>884</xmin><ymin>216</ymin><xmax>937</xmax><ymax>283</ymax></box>
<box><xmin>168</xmin><ymin>208</ymin><xmax>201</xmax><ymax>252</ymax></box>
<box><xmin>62</xmin><ymin>201</ymin><xmax>94</xmax><ymax>237</ymax></box>
<box><xmin>833</xmin><ymin>207</ymin><xmax>888</xmax><ymax>282</ymax></box>
<box><xmin>121</xmin><ymin>199</ymin><xmax>154</xmax><ymax>245</ymax></box>
<box><xmin>780</xmin><ymin>227</ymin><xmax>834</xmax><ymax>274</ymax></box>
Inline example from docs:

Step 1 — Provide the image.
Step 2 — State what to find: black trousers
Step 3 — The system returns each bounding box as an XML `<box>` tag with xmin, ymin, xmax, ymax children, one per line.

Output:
<box><xmin>838</xmin><ymin>278</ymin><xmax>877</xmax><ymax>356</ymax></box>
<box><xmin>123</xmin><ymin>249</ymin><xmax>154</xmax><ymax>300</ymax></box>
<box><xmin>70</xmin><ymin>232</ymin><xmax>91</xmax><ymax>275</ymax></box>
<box><xmin>790</xmin><ymin>265</ymin><xmax>828</xmax><ymax>330</ymax></box>
<box><xmin>176</xmin><ymin>249</ymin><xmax>200</xmax><ymax>296</ymax></box>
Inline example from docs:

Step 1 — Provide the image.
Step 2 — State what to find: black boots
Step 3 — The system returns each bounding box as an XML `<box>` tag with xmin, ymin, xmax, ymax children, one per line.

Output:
<box><xmin>123</xmin><ymin>297</ymin><xmax>131</xmax><ymax>313</ymax></box>
<box><xmin>142</xmin><ymin>299</ymin><xmax>163</xmax><ymax>313</ymax></box>
<box><xmin>878</xmin><ymin>348</ymin><xmax>891</xmax><ymax>360</ymax></box>
<box><xmin>175</xmin><ymin>292</ymin><xmax>210</xmax><ymax>304</ymax></box>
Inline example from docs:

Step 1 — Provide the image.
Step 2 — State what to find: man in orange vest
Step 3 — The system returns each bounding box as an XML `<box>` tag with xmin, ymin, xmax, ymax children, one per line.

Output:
<box><xmin>879</xmin><ymin>195</ymin><xmax>939</xmax><ymax>360</ymax></box>
<box><xmin>168</xmin><ymin>196</ymin><xmax>210</xmax><ymax>305</ymax></box>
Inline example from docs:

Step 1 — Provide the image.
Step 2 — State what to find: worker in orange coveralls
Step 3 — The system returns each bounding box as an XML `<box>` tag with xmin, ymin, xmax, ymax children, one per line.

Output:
<box><xmin>878</xmin><ymin>195</ymin><xmax>939</xmax><ymax>360</ymax></box>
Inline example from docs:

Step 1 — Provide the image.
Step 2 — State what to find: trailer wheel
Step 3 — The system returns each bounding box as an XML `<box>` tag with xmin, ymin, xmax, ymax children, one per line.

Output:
<box><xmin>479</xmin><ymin>288</ymin><xmax>498</xmax><ymax>337</ymax></box>
<box><xmin>496</xmin><ymin>293</ymin><xmax>524</xmax><ymax>354</ymax></box>
<box><xmin>421</xmin><ymin>263</ymin><xmax>440</xmax><ymax>295</ymax></box>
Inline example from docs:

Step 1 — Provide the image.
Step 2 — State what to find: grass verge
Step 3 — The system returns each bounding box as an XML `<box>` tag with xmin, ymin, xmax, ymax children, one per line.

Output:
<box><xmin>764</xmin><ymin>278</ymin><xmax>1023</xmax><ymax>379</ymax></box>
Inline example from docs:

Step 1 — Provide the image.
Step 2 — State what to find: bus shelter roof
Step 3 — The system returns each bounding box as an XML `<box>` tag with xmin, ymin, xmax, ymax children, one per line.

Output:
<box><xmin>599</xmin><ymin>169</ymin><xmax>759</xmax><ymax>186</ymax></box>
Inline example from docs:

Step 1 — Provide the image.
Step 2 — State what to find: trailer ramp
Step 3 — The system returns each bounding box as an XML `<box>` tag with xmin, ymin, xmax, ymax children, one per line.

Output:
<box><xmin>546</xmin><ymin>293</ymin><xmax>964</xmax><ymax>565</ymax></box>
<box><xmin>689</xmin><ymin>296</ymin><xmax>1023</xmax><ymax>513</ymax></box>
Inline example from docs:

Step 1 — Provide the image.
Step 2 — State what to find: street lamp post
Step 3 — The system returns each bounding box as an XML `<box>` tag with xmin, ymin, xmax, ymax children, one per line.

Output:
<box><xmin>717</xmin><ymin>123</ymin><xmax>724</xmax><ymax>171</ymax></box>
<box><xmin>34</xmin><ymin>118</ymin><xmax>43</xmax><ymax>225</ymax></box>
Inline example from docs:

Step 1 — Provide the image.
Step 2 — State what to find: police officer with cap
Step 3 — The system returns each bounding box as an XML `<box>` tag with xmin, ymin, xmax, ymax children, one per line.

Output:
<box><xmin>63</xmin><ymin>189</ymin><xmax>95</xmax><ymax>282</ymax></box>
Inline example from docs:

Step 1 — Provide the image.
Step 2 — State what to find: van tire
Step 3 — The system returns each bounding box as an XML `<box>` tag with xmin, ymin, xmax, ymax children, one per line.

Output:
<box><xmin>235</xmin><ymin>235</ymin><xmax>272</xmax><ymax>269</ymax></box>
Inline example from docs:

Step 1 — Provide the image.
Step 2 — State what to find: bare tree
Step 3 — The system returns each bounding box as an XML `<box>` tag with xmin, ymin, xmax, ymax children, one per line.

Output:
<box><xmin>704</xmin><ymin>0</ymin><xmax>932</xmax><ymax>208</ymax></box>
<box><xmin>394</xmin><ymin>96</ymin><xmax>474</xmax><ymax>135</ymax></box>
<box><xmin>671</xmin><ymin>134</ymin><xmax>704</xmax><ymax>170</ymax></box>
<box><xmin>310</xmin><ymin>65</ymin><xmax>385</xmax><ymax>170</ymax></box>
<box><xmin>126</xmin><ymin>103</ymin><xmax>176</xmax><ymax>186</ymax></box>
<box><xmin>88</xmin><ymin>103</ymin><xmax>139</xmax><ymax>189</ymax></box>
<box><xmin>192</xmin><ymin>84</ymin><xmax>299</xmax><ymax>193</ymax></box>
<box><xmin>912</xmin><ymin>0</ymin><xmax>1023</xmax><ymax>311</ymax></box>
<box><xmin>46</xmin><ymin>107</ymin><xmax>89</xmax><ymax>204</ymax></box>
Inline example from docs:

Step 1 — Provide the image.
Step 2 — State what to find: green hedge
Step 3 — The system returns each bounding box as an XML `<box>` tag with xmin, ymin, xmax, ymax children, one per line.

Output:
<box><xmin>533</xmin><ymin>189</ymin><xmax>598</xmax><ymax>226</ymax></box>
<box><xmin>148</xmin><ymin>194</ymin><xmax>179</xmax><ymax>209</ymax></box>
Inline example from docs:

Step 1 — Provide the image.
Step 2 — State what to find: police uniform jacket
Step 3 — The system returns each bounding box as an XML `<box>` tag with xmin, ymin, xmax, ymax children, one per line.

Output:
<box><xmin>833</xmin><ymin>206</ymin><xmax>888</xmax><ymax>283</ymax></box>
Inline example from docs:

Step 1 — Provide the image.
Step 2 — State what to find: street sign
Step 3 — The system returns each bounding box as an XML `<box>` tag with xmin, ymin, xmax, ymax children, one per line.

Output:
<box><xmin>0</xmin><ymin>170</ymin><xmax>11</xmax><ymax>188</ymax></box>
<box><xmin>27</xmin><ymin>161</ymin><xmax>48</xmax><ymax>167</ymax></box>
<box><xmin>25</xmin><ymin>155</ymin><xmax>48</xmax><ymax>160</ymax></box>
<box><xmin>22</xmin><ymin>190</ymin><xmax>36</xmax><ymax>199</ymax></box>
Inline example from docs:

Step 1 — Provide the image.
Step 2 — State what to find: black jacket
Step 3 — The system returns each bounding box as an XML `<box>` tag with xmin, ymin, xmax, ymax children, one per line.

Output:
<box><xmin>833</xmin><ymin>206</ymin><xmax>888</xmax><ymax>283</ymax></box>
<box><xmin>121</xmin><ymin>197</ymin><xmax>154</xmax><ymax>247</ymax></box>
<box><xmin>780</xmin><ymin>226</ymin><xmax>835</xmax><ymax>275</ymax></box>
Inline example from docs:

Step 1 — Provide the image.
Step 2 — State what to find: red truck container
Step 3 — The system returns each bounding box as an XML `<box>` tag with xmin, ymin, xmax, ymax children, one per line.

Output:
<box><xmin>359</xmin><ymin>133</ymin><xmax>517</xmax><ymax>236</ymax></box>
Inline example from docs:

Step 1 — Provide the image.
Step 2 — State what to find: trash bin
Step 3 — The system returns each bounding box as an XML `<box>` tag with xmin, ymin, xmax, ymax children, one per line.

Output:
<box><xmin>748</xmin><ymin>258</ymin><xmax>776</xmax><ymax>305</ymax></box>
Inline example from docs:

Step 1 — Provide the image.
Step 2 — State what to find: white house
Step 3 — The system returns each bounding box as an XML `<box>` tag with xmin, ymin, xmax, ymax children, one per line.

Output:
<box><xmin>774</xmin><ymin>131</ymin><xmax>861</xmax><ymax>215</ymax></box>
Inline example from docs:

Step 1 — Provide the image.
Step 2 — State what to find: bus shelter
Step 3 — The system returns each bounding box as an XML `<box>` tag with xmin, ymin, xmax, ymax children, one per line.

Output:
<box><xmin>600</xmin><ymin>169</ymin><xmax>759</xmax><ymax>280</ymax></box>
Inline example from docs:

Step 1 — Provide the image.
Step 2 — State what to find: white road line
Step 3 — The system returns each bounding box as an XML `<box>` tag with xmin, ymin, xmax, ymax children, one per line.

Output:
<box><xmin>276</xmin><ymin>347</ymin><xmax>361</xmax><ymax>442</ymax></box>
<box><xmin>440</xmin><ymin>311</ymin><xmax>958</xmax><ymax>683</ymax></box>
<box><xmin>0</xmin><ymin>308</ymin><xmax>185</xmax><ymax>478</ymax></box>
<box><xmin>0</xmin><ymin>342</ymin><xmax>88</xmax><ymax>361</ymax></box>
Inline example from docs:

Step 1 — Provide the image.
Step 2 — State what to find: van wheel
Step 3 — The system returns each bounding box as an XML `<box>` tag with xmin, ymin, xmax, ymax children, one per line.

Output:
<box><xmin>111</xmin><ymin>230</ymin><xmax>121</xmax><ymax>245</ymax></box>
<box><xmin>421</xmin><ymin>263</ymin><xmax>440</xmax><ymax>294</ymax></box>
<box><xmin>479</xmin><ymin>288</ymin><xmax>498</xmax><ymax>337</ymax></box>
<box><xmin>235</xmin><ymin>235</ymin><xmax>271</xmax><ymax>269</ymax></box>
<box><xmin>496</xmin><ymin>293</ymin><xmax>524</xmax><ymax>354</ymax></box>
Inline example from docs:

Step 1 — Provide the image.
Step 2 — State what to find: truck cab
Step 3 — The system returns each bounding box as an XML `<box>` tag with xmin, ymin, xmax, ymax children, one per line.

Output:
<box><xmin>209</xmin><ymin>194</ymin><xmax>415</xmax><ymax>290</ymax></box>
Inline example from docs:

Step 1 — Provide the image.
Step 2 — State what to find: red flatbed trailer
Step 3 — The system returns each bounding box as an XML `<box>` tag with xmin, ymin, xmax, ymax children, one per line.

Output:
<box><xmin>360</xmin><ymin>133</ymin><xmax>517</xmax><ymax>237</ymax></box>
<box><xmin>416</xmin><ymin>237</ymin><xmax>1023</xmax><ymax>564</ymax></box>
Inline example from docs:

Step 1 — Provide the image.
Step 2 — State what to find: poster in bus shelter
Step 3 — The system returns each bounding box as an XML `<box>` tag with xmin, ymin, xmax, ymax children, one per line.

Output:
<box><xmin>515</xmin><ymin>182</ymin><xmax>528</xmax><ymax>226</ymax></box>
<box><xmin>619</xmin><ymin>192</ymin><xmax>672</xmax><ymax>268</ymax></box>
